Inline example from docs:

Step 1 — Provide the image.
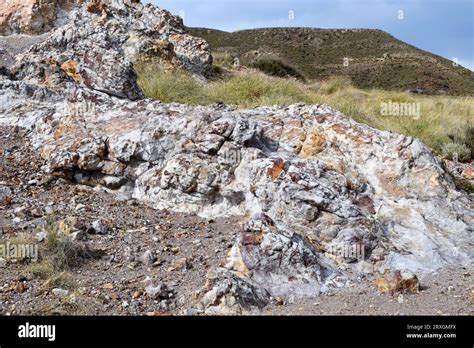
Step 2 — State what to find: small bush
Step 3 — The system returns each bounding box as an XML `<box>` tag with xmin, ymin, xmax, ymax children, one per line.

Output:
<box><xmin>464</xmin><ymin>126</ymin><xmax>474</xmax><ymax>160</ymax></box>
<box><xmin>317</xmin><ymin>76</ymin><xmax>353</xmax><ymax>94</ymax></box>
<box><xmin>212</xmin><ymin>51</ymin><xmax>236</xmax><ymax>68</ymax></box>
<box><xmin>250</xmin><ymin>58</ymin><xmax>306</xmax><ymax>81</ymax></box>
<box><xmin>452</xmin><ymin>176</ymin><xmax>474</xmax><ymax>194</ymax></box>
<box><xmin>26</xmin><ymin>216</ymin><xmax>98</xmax><ymax>293</ymax></box>
<box><xmin>441</xmin><ymin>142</ymin><xmax>471</xmax><ymax>162</ymax></box>
<box><xmin>135</xmin><ymin>64</ymin><xmax>209</xmax><ymax>104</ymax></box>
<box><xmin>44</xmin><ymin>230</ymin><xmax>90</xmax><ymax>271</ymax></box>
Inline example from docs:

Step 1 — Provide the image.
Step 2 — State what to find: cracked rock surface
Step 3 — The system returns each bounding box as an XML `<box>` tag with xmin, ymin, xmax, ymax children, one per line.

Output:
<box><xmin>0</xmin><ymin>0</ymin><xmax>472</xmax><ymax>315</ymax></box>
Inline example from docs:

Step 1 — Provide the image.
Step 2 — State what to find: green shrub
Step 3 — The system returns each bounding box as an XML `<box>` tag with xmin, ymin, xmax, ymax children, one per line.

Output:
<box><xmin>441</xmin><ymin>142</ymin><xmax>471</xmax><ymax>162</ymax></box>
<box><xmin>464</xmin><ymin>126</ymin><xmax>474</xmax><ymax>160</ymax></box>
<box><xmin>212</xmin><ymin>51</ymin><xmax>237</xmax><ymax>68</ymax></box>
<box><xmin>250</xmin><ymin>58</ymin><xmax>306</xmax><ymax>81</ymax></box>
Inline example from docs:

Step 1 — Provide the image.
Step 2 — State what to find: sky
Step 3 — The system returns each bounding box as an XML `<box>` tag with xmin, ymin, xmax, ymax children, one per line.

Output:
<box><xmin>149</xmin><ymin>0</ymin><xmax>474</xmax><ymax>71</ymax></box>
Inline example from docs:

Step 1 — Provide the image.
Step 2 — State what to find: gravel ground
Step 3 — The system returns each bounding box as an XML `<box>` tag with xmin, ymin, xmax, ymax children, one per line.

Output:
<box><xmin>0</xmin><ymin>126</ymin><xmax>472</xmax><ymax>316</ymax></box>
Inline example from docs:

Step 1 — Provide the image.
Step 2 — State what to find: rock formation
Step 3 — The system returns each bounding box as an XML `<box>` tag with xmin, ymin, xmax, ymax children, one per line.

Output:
<box><xmin>0</xmin><ymin>0</ymin><xmax>83</xmax><ymax>35</ymax></box>
<box><xmin>0</xmin><ymin>0</ymin><xmax>472</xmax><ymax>314</ymax></box>
<box><xmin>5</xmin><ymin>0</ymin><xmax>212</xmax><ymax>99</ymax></box>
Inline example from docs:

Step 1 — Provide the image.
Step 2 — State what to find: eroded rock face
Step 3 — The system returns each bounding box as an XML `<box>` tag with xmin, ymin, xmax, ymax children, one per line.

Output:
<box><xmin>0</xmin><ymin>0</ymin><xmax>471</xmax><ymax>315</ymax></box>
<box><xmin>7</xmin><ymin>0</ymin><xmax>212</xmax><ymax>99</ymax></box>
<box><xmin>0</xmin><ymin>0</ymin><xmax>81</xmax><ymax>35</ymax></box>
<box><xmin>1</xmin><ymin>80</ymin><xmax>472</xmax><ymax>313</ymax></box>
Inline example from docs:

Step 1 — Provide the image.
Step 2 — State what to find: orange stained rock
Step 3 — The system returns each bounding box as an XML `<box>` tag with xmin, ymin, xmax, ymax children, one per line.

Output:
<box><xmin>60</xmin><ymin>59</ymin><xmax>81</xmax><ymax>82</ymax></box>
<box><xmin>86</xmin><ymin>0</ymin><xmax>106</xmax><ymax>14</ymax></box>
<box><xmin>299</xmin><ymin>128</ymin><xmax>325</xmax><ymax>158</ymax></box>
<box><xmin>267</xmin><ymin>158</ymin><xmax>285</xmax><ymax>180</ymax></box>
<box><xmin>462</xmin><ymin>167</ymin><xmax>473</xmax><ymax>179</ymax></box>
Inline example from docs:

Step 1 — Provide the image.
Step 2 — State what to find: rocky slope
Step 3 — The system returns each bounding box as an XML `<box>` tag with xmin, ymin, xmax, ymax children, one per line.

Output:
<box><xmin>0</xmin><ymin>0</ymin><xmax>472</xmax><ymax>315</ymax></box>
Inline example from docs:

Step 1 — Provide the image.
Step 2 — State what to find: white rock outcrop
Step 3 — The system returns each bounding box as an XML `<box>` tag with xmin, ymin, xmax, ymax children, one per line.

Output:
<box><xmin>0</xmin><ymin>0</ymin><xmax>471</xmax><ymax>314</ymax></box>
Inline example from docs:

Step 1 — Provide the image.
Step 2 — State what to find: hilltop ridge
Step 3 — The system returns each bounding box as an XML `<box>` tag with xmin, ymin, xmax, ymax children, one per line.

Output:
<box><xmin>189</xmin><ymin>27</ymin><xmax>474</xmax><ymax>95</ymax></box>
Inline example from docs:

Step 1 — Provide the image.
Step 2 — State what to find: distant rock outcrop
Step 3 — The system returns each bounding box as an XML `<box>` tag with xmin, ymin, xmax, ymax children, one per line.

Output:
<box><xmin>0</xmin><ymin>0</ymin><xmax>472</xmax><ymax>314</ymax></box>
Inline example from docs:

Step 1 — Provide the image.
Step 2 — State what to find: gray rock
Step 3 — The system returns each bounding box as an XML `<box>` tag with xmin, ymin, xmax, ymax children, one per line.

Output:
<box><xmin>10</xmin><ymin>0</ymin><xmax>212</xmax><ymax>99</ymax></box>
<box><xmin>0</xmin><ymin>185</ymin><xmax>12</xmax><ymax>200</ymax></box>
<box><xmin>36</xmin><ymin>231</ymin><xmax>47</xmax><ymax>242</ymax></box>
<box><xmin>144</xmin><ymin>280</ymin><xmax>173</xmax><ymax>300</ymax></box>
<box><xmin>51</xmin><ymin>288</ymin><xmax>69</xmax><ymax>297</ymax></box>
<box><xmin>139</xmin><ymin>250</ymin><xmax>156</xmax><ymax>265</ymax></box>
<box><xmin>89</xmin><ymin>219</ymin><xmax>111</xmax><ymax>234</ymax></box>
<box><xmin>70</xmin><ymin>230</ymin><xmax>86</xmax><ymax>241</ymax></box>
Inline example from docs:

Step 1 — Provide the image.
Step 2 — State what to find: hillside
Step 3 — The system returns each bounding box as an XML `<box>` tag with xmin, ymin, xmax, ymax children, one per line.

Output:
<box><xmin>188</xmin><ymin>27</ymin><xmax>474</xmax><ymax>95</ymax></box>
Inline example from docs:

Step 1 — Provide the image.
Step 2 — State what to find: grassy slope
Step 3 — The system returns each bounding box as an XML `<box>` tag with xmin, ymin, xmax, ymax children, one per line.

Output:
<box><xmin>188</xmin><ymin>27</ymin><xmax>474</xmax><ymax>96</ymax></box>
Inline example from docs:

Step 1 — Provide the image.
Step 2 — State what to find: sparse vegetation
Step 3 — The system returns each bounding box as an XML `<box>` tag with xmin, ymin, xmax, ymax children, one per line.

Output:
<box><xmin>136</xmin><ymin>64</ymin><xmax>474</xmax><ymax>159</ymax></box>
<box><xmin>441</xmin><ymin>143</ymin><xmax>471</xmax><ymax>162</ymax></box>
<box><xmin>250</xmin><ymin>58</ymin><xmax>306</xmax><ymax>81</ymax></box>
<box><xmin>188</xmin><ymin>27</ymin><xmax>474</xmax><ymax>96</ymax></box>
<box><xmin>42</xmin><ymin>221</ymin><xmax>91</xmax><ymax>271</ymax></box>
<box><xmin>19</xmin><ymin>216</ymin><xmax>103</xmax><ymax>314</ymax></box>
<box><xmin>452</xmin><ymin>176</ymin><xmax>474</xmax><ymax>194</ymax></box>
<box><xmin>212</xmin><ymin>51</ymin><xmax>236</xmax><ymax>68</ymax></box>
<box><xmin>25</xmin><ymin>216</ymin><xmax>97</xmax><ymax>291</ymax></box>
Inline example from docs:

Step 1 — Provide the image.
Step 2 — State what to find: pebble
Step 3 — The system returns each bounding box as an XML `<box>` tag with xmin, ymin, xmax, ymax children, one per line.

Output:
<box><xmin>52</xmin><ymin>288</ymin><xmax>69</xmax><ymax>297</ymax></box>
<box><xmin>75</xmin><ymin>204</ymin><xmax>86</xmax><ymax>211</ymax></box>
<box><xmin>171</xmin><ymin>257</ymin><xmax>190</xmax><ymax>271</ymax></box>
<box><xmin>71</xmin><ymin>230</ymin><xmax>86</xmax><ymax>241</ymax></box>
<box><xmin>89</xmin><ymin>219</ymin><xmax>111</xmax><ymax>234</ymax></box>
<box><xmin>144</xmin><ymin>281</ymin><xmax>173</xmax><ymax>300</ymax></box>
<box><xmin>16</xmin><ymin>281</ymin><xmax>26</xmax><ymax>293</ymax></box>
<box><xmin>30</xmin><ymin>207</ymin><xmax>43</xmax><ymax>217</ymax></box>
<box><xmin>139</xmin><ymin>250</ymin><xmax>156</xmax><ymax>265</ymax></box>
<box><xmin>13</xmin><ymin>206</ymin><xmax>28</xmax><ymax>216</ymax></box>
<box><xmin>36</xmin><ymin>231</ymin><xmax>47</xmax><ymax>242</ymax></box>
